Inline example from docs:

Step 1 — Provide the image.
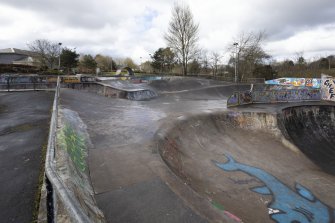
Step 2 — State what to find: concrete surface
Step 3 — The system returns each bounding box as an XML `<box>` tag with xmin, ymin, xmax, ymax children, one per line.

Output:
<box><xmin>0</xmin><ymin>91</ymin><xmax>53</xmax><ymax>223</ymax></box>
<box><xmin>280</xmin><ymin>105</ymin><xmax>335</xmax><ymax>175</ymax></box>
<box><xmin>158</xmin><ymin>107</ymin><xmax>335</xmax><ymax>223</ymax></box>
<box><xmin>59</xmin><ymin>78</ymin><xmax>335</xmax><ymax>223</ymax></box>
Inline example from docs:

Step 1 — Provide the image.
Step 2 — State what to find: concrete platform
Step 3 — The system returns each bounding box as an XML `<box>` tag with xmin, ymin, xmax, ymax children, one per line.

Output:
<box><xmin>0</xmin><ymin>91</ymin><xmax>54</xmax><ymax>223</ymax></box>
<box><xmin>59</xmin><ymin>78</ymin><xmax>335</xmax><ymax>223</ymax></box>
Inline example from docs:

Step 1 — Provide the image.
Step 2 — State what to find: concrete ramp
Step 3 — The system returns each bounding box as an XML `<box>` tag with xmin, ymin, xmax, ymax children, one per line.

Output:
<box><xmin>279</xmin><ymin>105</ymin><xmax>335</xmax><ymax>175</ymax></box>
<box><xmin>157</xmin><ymin>109</ymin><xmax>335</xmax><ymax>223</ymax></box>
<box><xmin>57</xmin><ymin>77</ymin><xmax>335</xmax><ymax>222</ymax></box>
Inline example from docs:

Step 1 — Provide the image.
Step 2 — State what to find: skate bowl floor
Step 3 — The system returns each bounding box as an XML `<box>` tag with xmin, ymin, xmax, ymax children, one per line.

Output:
<box><xmin>59</xmin><ymin>77</ymin><xmax>335</xmax><ymax>223</ymax></box>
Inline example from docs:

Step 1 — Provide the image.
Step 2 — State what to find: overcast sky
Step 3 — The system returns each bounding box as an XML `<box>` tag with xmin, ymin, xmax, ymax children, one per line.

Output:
<box><xmin>1</xmin><ymin>0</ymin><xmax>335</xmax><ymax>63</ymax></box>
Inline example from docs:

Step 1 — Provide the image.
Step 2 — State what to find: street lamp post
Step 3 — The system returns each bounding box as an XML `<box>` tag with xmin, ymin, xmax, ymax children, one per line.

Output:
<box><xmin>233</xmin><ymin>42</ymin><xmax>238</xmax><ymax>83</ymax></box>
<box><xmin>58</xmin><ymin>42</ymin><xmax>62</xmax><ymax>70</ymax></box>
<box><xmin>140</xmin><ymin>57</ymin><xmax>142</xmax><ymax>71</ymax></box>
<box><xmin>149</xmin><ymin>54</ymin><xmax>152</xmax><ymax>73</ymax></box>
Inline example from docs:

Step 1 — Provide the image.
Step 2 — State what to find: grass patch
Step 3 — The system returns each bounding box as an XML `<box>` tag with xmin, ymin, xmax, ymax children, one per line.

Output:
<box><xmin>0</xmin><ymin>105</ymin><xmax>7</xmax><ymax>113</ymax></box>
<box><xmin>31</xmin><ymin>142</ymin><xmax>48</xmax><ymax>223</ymax></box>
<box><xmin>31</xmin><ymin>117</ymin><xmax>51</xmax><ymax>222</ymax></box>
<box><xmin>0</xmin><ymin>122</ymin><xmax>44</xmax><ymax>136</ymax></box>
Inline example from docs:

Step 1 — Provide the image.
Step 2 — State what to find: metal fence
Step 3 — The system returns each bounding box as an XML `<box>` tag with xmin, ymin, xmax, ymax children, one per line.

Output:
<box><xmin>0</xmin><ymin>75</ymin><xmax>96</xmax><ymax>91</ymax></box>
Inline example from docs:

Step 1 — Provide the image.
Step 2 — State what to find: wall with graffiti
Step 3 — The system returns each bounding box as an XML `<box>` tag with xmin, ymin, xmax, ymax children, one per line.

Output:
<box><xmin>227</xmin><ymin>91</ymin><xmax>253</xmax><ymax>107</ymax></box>
<box><xmin>321</xmin><ymin>75</ymin><xmax>335</xmax><ymax>101</ymax></box>
<box><xmin>227</xmin><ymin>88</ymin><xmax>321</xmax><ymax>107</ymax></box>
<box><xmin>239</xmin><ymin>91</ymin><xmax>253</xmax><ymax>105</ymax></box>
<box><xmin>265</xmin><ymin>78</ymin><xmax>321</xmax><ymax>89</ymax></box>
<box><xmin>252</xmin><ymin>88</ymin><xmax>321</xmax><ymax>103</ymax></box>
<box><xmin>0</xmin><ymin>75</ymin><xmax>97</xmax><ymax>91</ymax></box>
<box><xmin>227</xmin><ymin>92</ymin><xmax>239</xmax><ymax>107</ymax></box>
<box><xmin>227</xmin><ymin>76</ymin><xmax>331</xmax><ymax>107</ymax></box>
<box><xmin>213</xmin><ymin>154</ymin><xmax>335</xmax><ymax>223</ymax></box>
<box><xmin>57</xmin><ymin>108</ymin><xmax>105</xmax><ymax>222</ymax></box>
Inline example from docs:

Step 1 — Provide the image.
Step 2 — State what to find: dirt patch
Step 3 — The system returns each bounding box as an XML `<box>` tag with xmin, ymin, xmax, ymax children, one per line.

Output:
<box><xmin>0</xmin><ymin>105</ymin><xmax>7</xmax><ymax>113</ymax></box>
<box><xmin>0</xmin><ymin>121</ymin><xmax>45</xmax><ymax>136</ymax></box>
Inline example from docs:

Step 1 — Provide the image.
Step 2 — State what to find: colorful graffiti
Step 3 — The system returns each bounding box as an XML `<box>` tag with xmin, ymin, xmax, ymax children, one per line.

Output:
<box><xmin>213</xmin><ymin>154</ymin><xmax>335</xmax><ymax>223</ymax></box>
<box><xmin>61</xmin><ymin>124</ymin><xmax>87</xmax><ymax>172</ymax></box>
<box><xmin>227</xmin><ymin>91</ymin><xmax>253</xmax><ymax>107</ymax></box>
<box><xmin>252</xmin><ymin>89</ymin><xmax>321</xmax><ymax>103</ymax></box>
<box><xmin>0</xmin><ymin>75</ymin><xmax>61</xmax><ymax>84</ymax></box>
<box><xmin>312</xmin><ymin>79</ymin><xmax>322</xmax><ymax>89</ymax></box>
<box><xmin>62</xmin><ymin>76</ymin><xmax>81</xmax><ymax>83</ymax></box>
<box><xmin>227</xmin><ymin>92</ymin><xmax>239</xmax><ymax>107</ymax></box>
<box><xmin>239</xmin><ymin>91</ymin><xmax>252</xmax><ymax>105</ymax></box>
<box><xmin>321</xmin><ymin>76</ymin><xmax>335</xmax><ymax>101</ymax></box>
<box><xmin>265</xmin><ymin>78</ymin><xmax>321</xmax><ymax>89</ymax></box>
<box><xmin>228</xmin><ymin>88</ymin><xmax>321</xmax><ymax>106</ymax></box>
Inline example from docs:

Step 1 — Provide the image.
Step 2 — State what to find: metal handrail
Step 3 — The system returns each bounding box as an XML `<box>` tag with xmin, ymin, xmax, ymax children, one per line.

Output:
<box><xmin>44</xmin><ymin>76</ymin><xmax>91</xmax><ymax>223</ymax></box>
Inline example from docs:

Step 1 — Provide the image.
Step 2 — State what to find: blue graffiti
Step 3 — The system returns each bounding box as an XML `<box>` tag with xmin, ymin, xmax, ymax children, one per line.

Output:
<box><xmin>213</xmin><ymin>154</ymin><xmax>335</xmax><ymax>223</ymax></box>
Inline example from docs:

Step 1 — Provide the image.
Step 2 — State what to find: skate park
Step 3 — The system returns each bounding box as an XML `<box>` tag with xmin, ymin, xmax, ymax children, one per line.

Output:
<box><xmin>1</xmin><ymin>74</ymin><xmax>335</xmax><ymax>223</ymax></box>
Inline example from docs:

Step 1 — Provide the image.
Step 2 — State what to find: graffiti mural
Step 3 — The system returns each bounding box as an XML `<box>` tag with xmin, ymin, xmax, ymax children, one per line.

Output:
<box><xmin>213</xmin><ymin>154</ymin><xmax>335</xmax><ymax>223</ymax></box>
<box><xmin>228</xmin><ymin>84</ymin><xmax>322</xmax><ymax>107</ymax></box>
<box><xmin>61</xmin><ymin>124</ymin><xmax>87</xmax><ymax>172</ymax></box>
<box><xmin>227</xmin><ymin>92</ymin><xmax>239</xmax><ymax>107</ymax></box>
<box><xmin>239</xmin><ymin>91</ymin><xmax>253</xmax><ymax>105</ymax></box>
<box><xmin>227</xmin><ymin>90</ymin><xmax>253</xmax><ymax>107</ymax></box>
<box><xmin>252</xmin><ymin>89</ymin><xmax>321</xmax><ymax>103</ymax></box>
<box><xmin>62</xmin><ymin>76</ymin><xmax>81</xmax><ymax>83</ymax></box>
<box><xmin>312</xmin><ymin>79</ymin><xmax>322</xmax><ymax>89</ymax></box>
<box><xmin>321</xmin><ymin>75</ymin><xmax>335</xmax><ymax>101</ymax></box>
<box><xmin>265</xmin><ymin>78</ymin><xmax>321</xmax><ymax>88</ymax></box>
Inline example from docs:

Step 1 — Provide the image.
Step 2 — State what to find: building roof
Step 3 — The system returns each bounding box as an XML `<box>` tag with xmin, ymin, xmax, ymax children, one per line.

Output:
<box><xmin>0</xmin><ymin>48</ymin><xmax>36</xmax><ymax>56</ymax></box>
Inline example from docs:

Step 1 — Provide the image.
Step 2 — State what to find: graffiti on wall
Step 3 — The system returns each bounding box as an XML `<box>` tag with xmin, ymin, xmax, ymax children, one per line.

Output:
<box><xmin>227</xmin><ymin>92</ymin><xmax>240</xmax><ymax>107</ymax></box>
<box><xmin>61</xmin><ymin>124</ymin><xmax>87</xmax><ymax>172</ymax></box>
<box><xmin>227</xmin><ymin>91</ymin><xmax>253</xmax><ymax>107</ymax></box>
<box><xmin>321</xmin><ymin>77</ymin><xmax>335</xmax><ymax>101</ymax></box>
<box><xmin>265</xmin><ymin>78</ymin><xmax>321</xmax><ymax>88</ymax></box>
<box><xmin>227</xmin><ymin>85</ymin><xmax>321</xmax><ymax>107</ymax></box>
<box><xmin>252</xmin><ymin>89</ymin><xmax>321</xmax><ymax>103</ymax></box>
<box><xmin>239</xmin><ymin>91</ymin><xmax>253</xmax><ymax>105</ymax></box>
<box><xmin>62</xmin><ymin>76</ymin><xmax>81</xmax><ymax>83</ymax></box>
<box><xmin>0</xmin><ymin>75</ymin><xmax>60</xmax><ymax>84</ymax></box>
<box><xmin>213</xmin><ymin>154</ymin><xmax>335</xmax><ymax>223</ymax></box>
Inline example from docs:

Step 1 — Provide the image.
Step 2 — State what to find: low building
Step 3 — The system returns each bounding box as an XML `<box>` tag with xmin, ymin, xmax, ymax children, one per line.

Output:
<box><xmin>0</xmin><ymin>48</ymin><xmax>38</xmax><ymax>66</ymax></box>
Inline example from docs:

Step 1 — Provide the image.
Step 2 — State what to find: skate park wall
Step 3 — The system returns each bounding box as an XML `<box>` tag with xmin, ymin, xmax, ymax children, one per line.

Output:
<box><xmin>44</xmin><ymin>77</ymin><xmax>105</xmax><ymax>223</ymax></box>
<box><xmin>228</xmin><ymin>75</ymin><xmax>335</xmax><ymax>107</ymax></box>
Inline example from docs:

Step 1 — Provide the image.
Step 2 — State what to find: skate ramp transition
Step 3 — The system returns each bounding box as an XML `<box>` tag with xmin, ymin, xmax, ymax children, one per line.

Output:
<box><xmin>0</xmin><ymin>75</ymin><xmax>158</xmax><ymax>100</ymax></box>
<box><xmin>279</xmin><ymin>105</ymin><xmax>335</xmax><ymax>175</ymax></box>
<box><xmin>157</xmin><ymin>105</ymin><xmax>335</xmax><ymax>223</ymax></box>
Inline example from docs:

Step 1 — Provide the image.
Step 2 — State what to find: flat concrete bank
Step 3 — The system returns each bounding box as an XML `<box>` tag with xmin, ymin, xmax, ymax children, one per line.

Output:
<box><xmin>0</xmin><ymin>91</ymin><xmax>54</xmax><ymax>222</ymax></box>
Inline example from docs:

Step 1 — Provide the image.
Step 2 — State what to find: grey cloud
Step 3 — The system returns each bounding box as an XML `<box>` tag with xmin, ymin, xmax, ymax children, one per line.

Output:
<box><xmin>1</xmin><ymin>0</ymin><xmax>122</xmax><ymax>29</ymax></box>
<box><xmin>240</xmin><ymin>0</ymin><xmax>335</xmax><ymax>40</ymax></box>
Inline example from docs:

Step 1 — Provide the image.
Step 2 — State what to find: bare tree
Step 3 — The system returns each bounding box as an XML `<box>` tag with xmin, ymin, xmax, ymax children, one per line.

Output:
<box><xmin>200</xmin><ymin>50</ymin><xmax>209</xmax><ymax>74</ymax></box>
<box><xmin>209</xmin><ymin>52</ymin><xmax>222</xmax><ymax>76</ymax></box>
<box><xmin>165</xmin><ymin>3</ymin><xmax>199</xmax><ymax>76</ymax></box>
<box><xmin>28</xmin><ymin>39</ymin><xmax>60</xmax><ymax>69</ymax></box>
<box><xmin>228</xmin><ymin>31</ymin><xmax>269</xmax><ymax>81</ymax></box>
